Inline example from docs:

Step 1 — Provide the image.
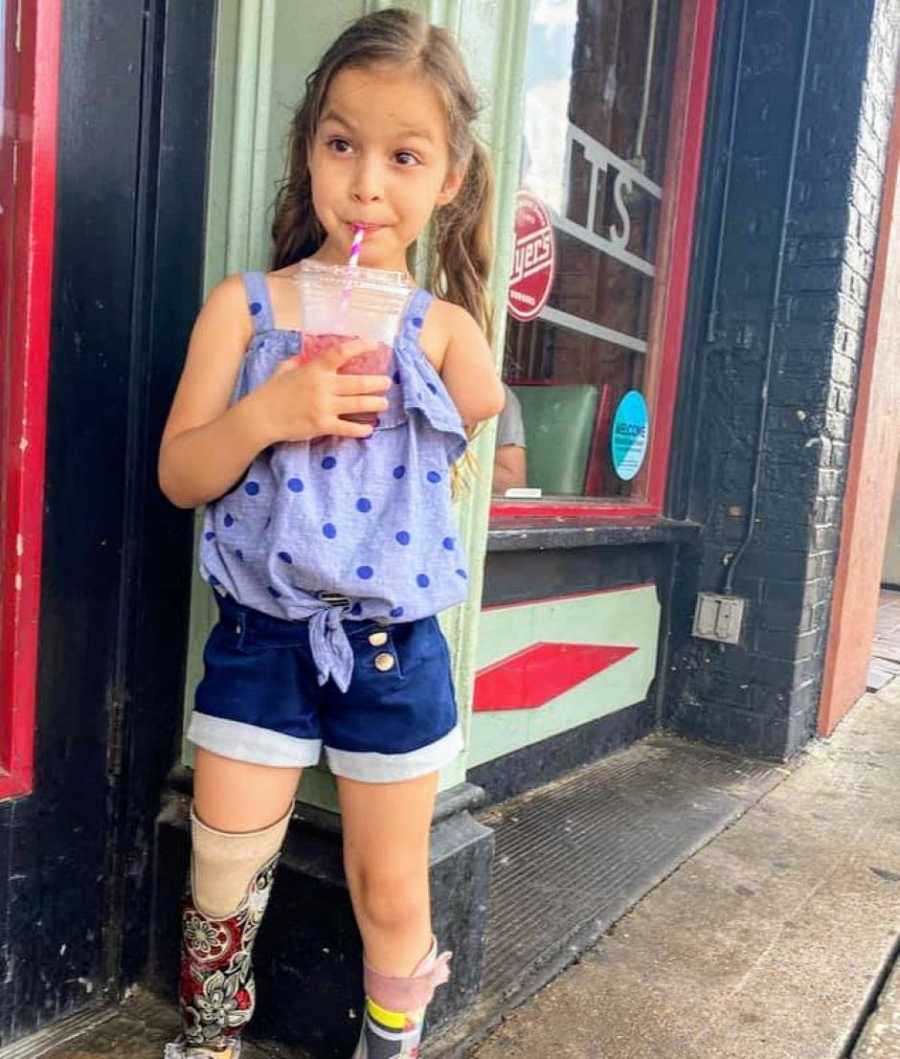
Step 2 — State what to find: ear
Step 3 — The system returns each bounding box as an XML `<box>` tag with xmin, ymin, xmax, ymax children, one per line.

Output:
<box><xmin>436</xmin><ymin>167</ymin><xmax>466</xmax><ymax>207</ymax></box>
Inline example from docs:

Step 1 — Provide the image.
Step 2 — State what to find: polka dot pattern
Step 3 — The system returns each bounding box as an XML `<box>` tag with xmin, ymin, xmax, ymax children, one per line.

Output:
<box><xmin>356</xmin><ymin>498</ymin><xmax>372</xmax><ymax>513</ymax></box>
<box><xmin>417</xmin><ymin>574</ymin><xmax>430</xmax><ymax>588</ymax></box>
<box><xmin>224</xmin><ymin>514</ymin><xmax>235</xmax><ymax>528</ymax></box>
<box><xmin>456</xmin><ymin>569</ymin><xmax>468</xmax><ymax>579</ymax></box>
<box><xmin>390</xmin><ymin>606</ymin><xmax>405</xmax><ymax>618</ymax></box>
<box><xmin>323</xmin><ymin>523</ymin><xmax>337</xmax><ymax>539</ymax></box>
<box><xmin>357</xmin><ymin>565</ymin><xmax>374</xmax><ymax>580</ymax></box>
<box><xmin>322</xmin><ymin>457</ymin><xmax>337</xmax><ymax>470</ymax></box>
<box><xmin>249</xmin><ymin>301</ymin><xmax>262</xmax><ymax>316</ymax></box>
<box><xmin>278</xmin><ymin>552</ymin><xmax>292</xmax><ymax>564</ymax></box>
<box><xmin>393</xmin><ymin>465</ymin><xmax>406</xmax><ymax>479</ymax></box>
<box><xmin>427</xmin><ymin>382</ymin><xmax>438</xmax><ymax>394</ymax></box>
<box><xmin>443</xmin><ymin>537</ymin><xmax>454</xmax><ymax>550</ymax></box>
<box><xmin>427</xmin><ymin>471</ymin><xmax>442</xmax><ymax>484</ymax></box>
<box><xmin>205</xmin><ymin>531</ymin><xmax>215</xmax><ymax>541</ymax></box>
<box><xmin>287</xmin><ymin>478</ymin><xmax>304</xmax><ymax>493</ymax></box>
<box><xmin>245</xmin><ymin>481</ymin><xmax>260</xmax><ymax>496</ymax></box>
<box><xmin>396</xmin><ymin>531</ymin><xmax>411</xmax><ymax>546</ymax></box>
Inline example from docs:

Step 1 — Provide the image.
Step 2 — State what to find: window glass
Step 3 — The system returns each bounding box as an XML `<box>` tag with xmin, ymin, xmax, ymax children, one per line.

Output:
<box><xmin>494</xmin><ymin>0</ymin><xmax>681</xmax><ymax>502</ymax></box>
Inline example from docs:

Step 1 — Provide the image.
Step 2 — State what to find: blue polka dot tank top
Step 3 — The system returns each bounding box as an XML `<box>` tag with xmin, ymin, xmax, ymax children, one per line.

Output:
<box><xmin>199</xmin><ymin>270</ymin><xmax>470</xmax><ymax>692</ymax></box>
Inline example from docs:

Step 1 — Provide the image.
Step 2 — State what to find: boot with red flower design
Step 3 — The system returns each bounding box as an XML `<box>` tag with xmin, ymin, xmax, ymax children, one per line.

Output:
<box><xmin>163</xmin><ymin>850</ymin><xmax>280</xmax><ymax>1058</ymax></box>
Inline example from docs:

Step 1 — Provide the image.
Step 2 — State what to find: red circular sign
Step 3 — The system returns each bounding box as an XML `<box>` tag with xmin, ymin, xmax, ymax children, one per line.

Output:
<box><xmin>508</xmin><ymin>190</ymin><xmax>556</xmax><ymax>322</ymax></box>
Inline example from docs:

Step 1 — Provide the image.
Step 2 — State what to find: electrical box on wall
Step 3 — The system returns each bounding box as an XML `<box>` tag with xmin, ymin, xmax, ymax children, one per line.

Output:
<box><xmin>692</xmin><ymin>593</ymin><xmax>745</xmax><ymax>645</ymax></box>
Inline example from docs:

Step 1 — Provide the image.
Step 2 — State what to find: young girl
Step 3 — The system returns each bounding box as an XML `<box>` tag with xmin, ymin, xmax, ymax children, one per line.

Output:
<box><xmin>157</xmin><ymin>9</ymin><xmax>503</xmax><ymax>1059</ymax></box>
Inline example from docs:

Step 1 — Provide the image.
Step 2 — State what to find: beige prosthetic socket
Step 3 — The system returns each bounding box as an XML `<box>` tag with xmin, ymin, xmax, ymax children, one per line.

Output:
<box><xmin>190</xmin><ymin>801</ymin><xmax>293</xmax><ymax>918</ymax></box>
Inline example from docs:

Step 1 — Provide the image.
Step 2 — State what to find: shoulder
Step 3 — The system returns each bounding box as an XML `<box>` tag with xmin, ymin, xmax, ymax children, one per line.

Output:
<box><xmin>419</xmin><ymin>297</ymin><xmax>490</xmax><ymax>371</ymax></box>
<box><xmin>196</xmin><ymin>272</ymin><xmax>254</xmax><ymax>340</ymax></box>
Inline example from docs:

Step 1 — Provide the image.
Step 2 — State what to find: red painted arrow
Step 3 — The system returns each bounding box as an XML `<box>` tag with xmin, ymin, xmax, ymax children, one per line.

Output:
<box><xmin>473</xmin><ymin>641</ymin><xmax>638</xmax><ymax>712</ymax></box>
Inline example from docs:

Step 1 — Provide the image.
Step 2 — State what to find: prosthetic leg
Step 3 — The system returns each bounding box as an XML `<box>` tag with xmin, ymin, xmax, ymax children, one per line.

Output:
<box><xmin>351</xmin><ymin>937</ymin><xmax>452</xmax><ymax>1058</ymax></box>
<box><xmin>163</xmin><ymin>801</ymin><xmax>293</xmax><ymax>1059</ymax></box>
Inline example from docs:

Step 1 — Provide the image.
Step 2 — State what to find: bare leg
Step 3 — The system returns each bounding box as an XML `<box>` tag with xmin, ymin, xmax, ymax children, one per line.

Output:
<box><xmin>337</xmin><ymin>771</ymin><xmax>439</xmax><ymax>976</ymax></box>
<box><xmin>192</xmin><ymin>746</ymin><xmax>302</xmax><ymax>830</ymax></box>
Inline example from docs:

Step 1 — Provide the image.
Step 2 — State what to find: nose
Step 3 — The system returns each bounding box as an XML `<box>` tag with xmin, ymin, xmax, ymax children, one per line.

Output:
<box><xmin>351</xmin><ymin>154</ymin><xmax>384</xmax><ymax>204</ymax></box>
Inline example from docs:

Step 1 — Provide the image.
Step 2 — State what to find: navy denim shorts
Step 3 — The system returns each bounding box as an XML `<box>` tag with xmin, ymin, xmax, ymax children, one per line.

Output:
<box><xmin>187</xmin><ymin>591</ymin><xmax>462</xmax><ymax>783</ymax></box>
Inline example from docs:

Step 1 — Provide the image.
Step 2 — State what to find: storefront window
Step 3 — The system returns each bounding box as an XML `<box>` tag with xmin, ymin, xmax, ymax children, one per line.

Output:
<box><xmin>494</xmin><ymin>0</ymin><xmax>697</xmax><ymax>512</ymax></box>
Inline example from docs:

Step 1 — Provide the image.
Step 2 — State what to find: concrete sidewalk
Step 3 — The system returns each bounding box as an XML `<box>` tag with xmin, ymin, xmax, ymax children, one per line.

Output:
<box><xmin>469</xmin><ymin>679</ymin><xmax>900</xmax><ymax>1059</ymax></box>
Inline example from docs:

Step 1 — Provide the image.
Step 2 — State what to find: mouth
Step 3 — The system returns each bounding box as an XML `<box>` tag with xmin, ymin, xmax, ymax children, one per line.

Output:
<box><xmin>347</xmin><ymin>221</ymin><xmax>386</xmax><ymax>234</ymax></box>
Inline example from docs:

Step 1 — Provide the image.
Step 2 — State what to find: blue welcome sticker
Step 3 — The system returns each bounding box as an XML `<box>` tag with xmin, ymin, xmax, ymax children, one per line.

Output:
<box><xmin>611</xmin><ymin>391</ymin><xmax>649</xmax><ymax>481</ymax></box>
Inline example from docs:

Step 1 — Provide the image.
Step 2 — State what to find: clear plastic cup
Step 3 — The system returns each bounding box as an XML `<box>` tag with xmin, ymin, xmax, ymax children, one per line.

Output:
<box><xmin>293</xmin><ymin>260</ymin><xmax>414</xmax><ymax>424</ymax></box>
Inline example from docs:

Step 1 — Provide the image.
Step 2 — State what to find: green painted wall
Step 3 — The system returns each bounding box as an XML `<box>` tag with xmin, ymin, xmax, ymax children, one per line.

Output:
<box><xmin>469</xmin><ymin>586</ymin><xmax>661</xmax><ymax>768</ymax></box>
<box><xmin>182</xmin><ymin>0</ymin><xmax>532</xmax><ymax>808</ymax></box>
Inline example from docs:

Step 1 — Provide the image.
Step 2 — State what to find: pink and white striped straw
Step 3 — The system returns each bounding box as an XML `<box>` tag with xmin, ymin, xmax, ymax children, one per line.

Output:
<box><xmin>338</xmin><ymin>224</ymin><xmax>365</xmax><ymax>326</ymax></box>
<box><xmin>348</xmin><ymin>224</ymin><xmax>365</xmax><ymax>267</ymax></box>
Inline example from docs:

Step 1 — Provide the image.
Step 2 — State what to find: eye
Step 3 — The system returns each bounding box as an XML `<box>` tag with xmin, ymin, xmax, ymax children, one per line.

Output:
<box><xmin>395</xmin><ymin>151</ymin><xmax>421</xmax><ymax>167</ymax></box>
<box><xmin>326</xmin><ymin>137</ymin><xmax>353</xmax><ymax>154</ymax></box>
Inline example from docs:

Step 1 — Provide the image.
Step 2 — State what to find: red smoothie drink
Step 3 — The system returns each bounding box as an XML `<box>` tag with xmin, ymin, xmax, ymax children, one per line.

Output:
<box><xmin>296</xmin><ymin>333</ymin><xmax>393</xmax><ymax>424</ymax></box>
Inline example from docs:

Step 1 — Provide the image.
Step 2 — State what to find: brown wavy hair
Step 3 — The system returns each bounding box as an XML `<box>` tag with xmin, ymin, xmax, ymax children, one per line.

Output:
<box><xmin>270</xmin><ymin>7</ymin><xmax>495</xmax><ymax>346</ymax></box>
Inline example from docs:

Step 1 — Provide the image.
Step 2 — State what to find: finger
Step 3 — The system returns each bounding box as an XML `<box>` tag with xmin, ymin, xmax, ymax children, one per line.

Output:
<box><xmin>333</xmin><ymin>395</ymin><xmax>390</xmax><ymax>415</ymax></box>
<box><xmin>325</xmin><ymin>416</ymin><xmax>376</xmax><ymax>439</ymax></box>
<box><xmin>332</xmin><ymin>374</ymin><xmax>392</xmax><ymax>395</ymax></box>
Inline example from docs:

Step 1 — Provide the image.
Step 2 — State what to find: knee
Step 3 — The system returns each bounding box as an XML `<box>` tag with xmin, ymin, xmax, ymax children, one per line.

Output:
<box><xmin>351</xmin><ymin>867</ymin><xmax>428</xmax><ymax>931</ymax></box>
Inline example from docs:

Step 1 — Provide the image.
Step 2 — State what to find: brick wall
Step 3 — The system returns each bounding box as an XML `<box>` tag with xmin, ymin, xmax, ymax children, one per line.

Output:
<box><xmin>665</xmin><ymin>0</ymin><xmax>899</xmax><ymax>759</ymax></box>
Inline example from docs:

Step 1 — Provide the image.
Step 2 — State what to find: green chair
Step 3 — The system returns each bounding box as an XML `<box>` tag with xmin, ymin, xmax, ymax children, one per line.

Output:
<box><xmin>511</xmin><ymin>384</ymin><xmax>601</xmax><ymax>496</ymax></box>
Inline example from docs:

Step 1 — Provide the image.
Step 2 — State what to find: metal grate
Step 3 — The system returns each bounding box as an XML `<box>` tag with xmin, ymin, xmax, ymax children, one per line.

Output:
<box><xmin>477</xmin><ymin>733</ymin><xmax>784</xmax><ymax>1006</ymax></box>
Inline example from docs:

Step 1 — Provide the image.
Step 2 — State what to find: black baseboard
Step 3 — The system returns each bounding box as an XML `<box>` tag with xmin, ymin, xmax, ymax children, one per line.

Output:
<box><xmin>467</xmin><ymin>696</ymin><xmax>655</xmax><ymax>806</ymax></box>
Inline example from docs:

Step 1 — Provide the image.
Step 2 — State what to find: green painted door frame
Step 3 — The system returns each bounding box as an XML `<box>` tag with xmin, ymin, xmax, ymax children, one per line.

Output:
<box><xmin>183</xmin><ymin>0</ymin><xmax>532</xmax><ymax>808</ymax></box>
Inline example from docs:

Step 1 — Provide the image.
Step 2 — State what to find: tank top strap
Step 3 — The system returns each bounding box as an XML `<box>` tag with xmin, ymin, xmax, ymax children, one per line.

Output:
<box><xmin>240</xmin><ymin>271</ymin><xmax>275</xmax><ymax>333</ymax></box>
<box><xmin>397</xmin><ymin>288</ymin><xmax>434</xmax><ymax>347</ymax></box>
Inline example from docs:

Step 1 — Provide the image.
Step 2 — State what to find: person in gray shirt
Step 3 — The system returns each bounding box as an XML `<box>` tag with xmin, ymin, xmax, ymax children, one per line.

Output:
<box><xmin>492</xmin><ymin>382</ymin><xmax>527</xmax><ymax>493</ymax></box>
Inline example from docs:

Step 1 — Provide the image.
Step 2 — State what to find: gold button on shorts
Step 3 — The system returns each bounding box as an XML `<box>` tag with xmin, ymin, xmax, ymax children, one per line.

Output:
<box><xmin>368</xmin><ymin>631</ymin><xmax>389</xmax><ymax>647</ymax></box>
<box><xmin>374</xmin><ymin>652</ymin><xmax>395</xmax><ymax>672</ymax></box>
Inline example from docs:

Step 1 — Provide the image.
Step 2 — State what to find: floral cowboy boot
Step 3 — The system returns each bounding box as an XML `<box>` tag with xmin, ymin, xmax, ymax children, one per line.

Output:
<box><xmin>163</xmin><ymin>803</ymin><xmax>291</xmax><ymax>1059</ymax></box>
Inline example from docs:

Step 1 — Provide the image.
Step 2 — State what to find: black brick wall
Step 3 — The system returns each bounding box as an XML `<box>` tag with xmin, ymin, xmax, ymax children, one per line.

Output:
<box><xmin>665</xmin><ymin>0</ymin><xmax>899</xmax><ymax>759</ymax></box>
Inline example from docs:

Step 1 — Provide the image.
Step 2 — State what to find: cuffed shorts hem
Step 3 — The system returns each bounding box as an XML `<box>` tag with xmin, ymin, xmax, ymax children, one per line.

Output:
<box><xmin>324</xmin><ymin>725</ymin><xmax>464</xmax><ymax>782</ymax></box>
<box><xmin>187</xmin><ymin>712</ymin><xmax>322</xmax><ymax>768</ymax></box>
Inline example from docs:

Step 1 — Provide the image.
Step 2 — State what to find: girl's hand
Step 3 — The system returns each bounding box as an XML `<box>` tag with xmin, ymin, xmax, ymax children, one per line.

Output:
<box><xmin>254</xmin><ymin>338</ymin><xmax>392</xmax><ymax>442</ymax></box>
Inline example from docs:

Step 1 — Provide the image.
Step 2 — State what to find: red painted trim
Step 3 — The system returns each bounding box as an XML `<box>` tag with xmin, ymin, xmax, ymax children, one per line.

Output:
<box><xmin>491</xmin><ymin>0</ymin><xmax>718</xmax><ymax>524</ymax></box>
<box><xmin>818</xmin><ymin>70</ymin><xmax>900</xmax><ymax>736</ymax></box>
<box><xmin>492</xmin><ymin>499</ymin><xmax>659</xmax><ymax>518</ymax></box>
<box><xmin>0</xmin><ymin>0</ymin><xmax>61</xmax><ymax>800</ymax></box>
<box><xmin>483</xmin><ymin>582</ymin><xmax>654</xmax><ymax>612</ymax></box>
<box><xmin>645</xmin><ymin>0</ymin><xmax>718</xmax><ymax>512</ymax></box>
<box><xmin>474</xmin><ymin>642</ymin><xmax>639</xmax><ymax>712</ymax></box>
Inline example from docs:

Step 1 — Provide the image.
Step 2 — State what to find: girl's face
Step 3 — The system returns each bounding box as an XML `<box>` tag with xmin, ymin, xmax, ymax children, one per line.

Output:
<box><xmin>308</xmin><ymin>64</ymin><xmax>464</xmax><ymax>272</ymax></box>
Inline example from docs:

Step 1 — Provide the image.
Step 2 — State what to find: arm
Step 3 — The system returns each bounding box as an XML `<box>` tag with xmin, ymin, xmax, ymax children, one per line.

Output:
<box><xmin>492</xmin><ymin>444</ymin><xmax>527</xmax><ymax>493</ymax></box>
<box><xmin>439</xmin><ymin>303</ymin><xmax>505</xmax><ymax>425</ymax></box>
<box><xmin>158</xmin><ymin>275</ymin><xmax>389</xmax><ymax>509</ymax></box>
<box><xmin>158</xmin><ymin>275</ymin><xmax>270</xmax><ymax>509</ymax></box>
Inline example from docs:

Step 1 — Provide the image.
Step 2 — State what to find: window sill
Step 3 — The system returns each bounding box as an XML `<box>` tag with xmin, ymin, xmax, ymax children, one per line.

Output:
<box><xmin>486</xmin><ymin>515</ymin><xmax>700</xmax><ymax>552</ymax></box>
